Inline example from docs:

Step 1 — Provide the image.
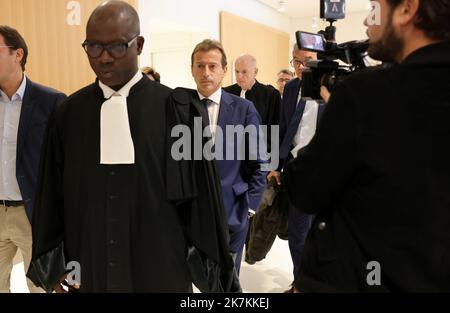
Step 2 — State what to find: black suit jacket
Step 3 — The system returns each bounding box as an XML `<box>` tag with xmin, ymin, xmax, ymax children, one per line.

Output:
<box><xmin>278</xmin><ymin>78</ymin><xmax>325</xmax><ymax>171</ymax></box>
<box><xmin>17</xmin><ymin>78</ymin><xmax>66</xmax><ymax>223</ymax></box>
<box><xmin>285</xmin><ymin>41</ymin><xmax>450</xmax><ymax>292</ymax></box>
<box><xmin>279</xmin><ymin>78</ymin><xmax>301</xmax><ymax>147</ymax></box>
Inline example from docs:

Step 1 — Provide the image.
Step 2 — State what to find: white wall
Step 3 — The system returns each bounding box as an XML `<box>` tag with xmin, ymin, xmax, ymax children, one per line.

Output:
<box><xmin>136</xmin><ymin>1</ymin><xmax>370</xmax><ymax>88</ymax></box>
<box><xmin>138</xmin><ymin>0</ymin><xmax>291</xmax><ymax>70</ymax></box>
<box><xmin>139</xmin><ymin>0</ymin><xmax>290</xmax><ymax>38</ymax></box>
<box><xmin>147</xmin><ymin>32</ymin><xmax>209</xmax><ymax>88</ymax></box>
<box><xmin>290</xmin><ymin>11</ymin><xmax>369</xmax><ymax>48</ymax></box>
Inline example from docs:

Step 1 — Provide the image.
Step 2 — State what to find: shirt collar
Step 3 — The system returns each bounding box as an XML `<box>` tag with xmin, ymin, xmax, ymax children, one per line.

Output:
<box><xmin>15</xmin><ymin>75</ymin><xmax>27</xmax><ymax>100</ymax></box>
<box><xmin>198</xmin><ymin>88</ymin><xmax>222</xmax><ymax>105</ymax></box>
<box><xmin>98</xmin><ymin>70</ymin><xmax>143</xmax><ymax>99</ymax></box>
<box><xmin>0</xmin><ymin>74</ymin><xmax>27</xmax><ymax>102</ymax></box>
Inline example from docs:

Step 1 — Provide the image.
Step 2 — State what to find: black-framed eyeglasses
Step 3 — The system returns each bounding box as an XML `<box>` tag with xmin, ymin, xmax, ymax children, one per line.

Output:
<box><xmin>81</xmin><ymin>36</ymin><xmax>139</xmax><ymax>59</ymax></box>
<box><xmin>290</xmin><ymin>59</ymin><xmax>307</xmax><ymax>67</ymax></box>
<box><xmin>0</xmin><ymin>45</ymin><xmax>14</xmax><ymax>49</ymax></box>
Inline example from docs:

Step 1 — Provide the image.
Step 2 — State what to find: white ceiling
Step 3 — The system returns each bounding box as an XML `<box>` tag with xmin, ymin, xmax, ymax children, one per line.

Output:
<box><xmin>257</xmin><ymin>0</ymin><xmax>372</xmax><ymax>18</ymax></box>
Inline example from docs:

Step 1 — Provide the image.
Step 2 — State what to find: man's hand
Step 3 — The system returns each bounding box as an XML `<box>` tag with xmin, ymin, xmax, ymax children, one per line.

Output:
<box><xmin>53</xmin><ymin>274</ymin><xmax>81</xmax><ymax>293</ymax></box>
<box><xmin>320</xmin><ymin>86</ymin><xmax>331</xmax><ymax>103</ymax></box>
<box><xmin>267</xmin><ymin>171</ymin><xmax>281</xmax><ymax>185</ymax></box>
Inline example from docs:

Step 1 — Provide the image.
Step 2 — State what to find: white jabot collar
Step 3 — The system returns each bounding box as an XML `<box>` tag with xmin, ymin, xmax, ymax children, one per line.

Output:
<box><xmin>98</xmin><ymin>70</ymin><xmax>143</xmax><ymax>99</ymax></box>
<box><xmin>99</xmin><ymin>70</ymin><xmax>143</xmax><ymax>165</ymax></box>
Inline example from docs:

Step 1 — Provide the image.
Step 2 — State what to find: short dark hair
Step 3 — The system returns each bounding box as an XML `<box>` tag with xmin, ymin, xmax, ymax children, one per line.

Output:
<box><xmin>191</xmin><ymin>39</ymin><xmax>228</xmax><ymax>68</ymax></box>
<box><xmin>386</xmin><ymin>0</ymin><xmax>450</xmax><ymax>41</ymax></box>
<box><xmin>0</xmin><ymin>25</ymin><xmax>28</xmax><ymax>71</ymax></box>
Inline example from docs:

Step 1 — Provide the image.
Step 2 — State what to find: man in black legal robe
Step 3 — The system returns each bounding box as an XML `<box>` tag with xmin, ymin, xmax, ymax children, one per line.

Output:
<box><xmin>26</xmin><ymin>0</ymin><xmax>237</xmax><ymax>293</ymax></box>
<box><xmin>224</xmin><ymin>54</ymin><xmax>280</xmax><ymax>153</ymax></box>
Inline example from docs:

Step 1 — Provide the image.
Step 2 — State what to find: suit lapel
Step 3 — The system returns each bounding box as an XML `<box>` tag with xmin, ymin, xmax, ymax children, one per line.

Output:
<box><xmin>317</xmin><ymin>101</ymin><xmax>326</xmax><ymax>122</ymax></box>
<box><xmin>17</xmin><ymin>78</ymin><xmax>36</xmax><ymax>161</ymax></box>
<box><xmin>216</xmin><ymin>90</ymin><xmax>235</xmax><ymax>165</ymax></box>
<box><xmin>293</xmin><ymin>78</ymin><xmax>302</xmax><ymax>106</ymax></box>
<box><xmin>287</xmin><ymin>78</ymin><xmax>301</xmax><ymax>118</ymax></box>
<box><xmin>217</xmin><ymin>90</ymin><xmax>235</xmax><ymax>131</ymax></box>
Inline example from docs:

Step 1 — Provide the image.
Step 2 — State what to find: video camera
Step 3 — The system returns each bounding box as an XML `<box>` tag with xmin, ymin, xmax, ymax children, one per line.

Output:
<box><xmin>296</xmin><ymin>0</ymin><xmax>369</xmax><ymax>100</ymax></box>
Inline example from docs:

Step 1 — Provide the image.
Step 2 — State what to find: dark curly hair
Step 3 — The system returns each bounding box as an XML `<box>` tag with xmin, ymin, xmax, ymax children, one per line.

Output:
<box><xmin>386</xmin><ymin>0</ymin><xmax>450</xmax><ymax>41</ymax></box>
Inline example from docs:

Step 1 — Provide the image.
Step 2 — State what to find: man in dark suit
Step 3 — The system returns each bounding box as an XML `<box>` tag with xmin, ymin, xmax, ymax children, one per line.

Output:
<box><xmin>285</xmin><ymin>0</ymin><xmax>450</xmax><ymax>292</ymax></box>
<box><xmin>267</xmin><ymin>45</ymin><xmax>325</xmax><ymax>292</ymax></box>
<box><xmin>191</xmin><ymin>40</ymin><xmax>267</xmax><ymax>274</ymax></box>
<box><xmin>224</xmin><ymin>54</ymin><xmax>280</xmax><ymax>152</ymax></box>
<box><xmin>0</xmin><ymin>25</ymin><xmax>65</xmax><ymax>293</ymax></box>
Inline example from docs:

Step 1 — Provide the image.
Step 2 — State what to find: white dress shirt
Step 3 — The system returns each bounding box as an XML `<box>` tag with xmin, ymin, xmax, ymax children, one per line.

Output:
<box><xmin>291</xmin><ymin>100</ymin><xmax>319</xmax><ymax>158</ymax></box>
<box><xmin>198</xmin><ymin>88</ymin><xmax>222</xmax><ymax>143</ymax></box>
<box><xmin>98</xmin><ymin>70</ymin><xmax>143</xmax><ymax>164</ymax></box>
<box><xmin>296</xmin><ymin>88</ymin><xmax>302</xmax><ymax>105</ymax></box>
<box><xmin>0</xmin><ymin>76</ymin><xmax>27</xmax><ymax>200</ymax></box>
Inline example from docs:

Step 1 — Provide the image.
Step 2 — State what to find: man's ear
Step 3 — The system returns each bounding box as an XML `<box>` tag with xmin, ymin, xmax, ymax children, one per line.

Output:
<box><xmin>255</xmin><ymin>68</ymin><xmax>259</xmax><ymax>76</ymax></box>
<box><xmin>393</xmin><ymin>0</ymin><xmax>420</xmax><ymax>27</ymax></box>
<box><xmin>223</xmin><ymin>65</ymin><xmax>228</xmax><ymax>75</ymax></box>
<box><xmin>15</xmin><ymin>48</ymin><xmax>24</xmax><ymax>66</ymax></box>
<box><xmin>136</xmin><ymin>36</ymin><xmax>145</xmax><ymax>55</ymax></box>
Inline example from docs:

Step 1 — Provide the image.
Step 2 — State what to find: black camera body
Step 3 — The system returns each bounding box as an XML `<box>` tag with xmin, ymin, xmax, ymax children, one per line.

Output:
<box><xmin>296</xmin><ymin>0</ymin><xmax>369</xmax><ymax>100</ymax></box>
<box><xmin>300</xmin><ymin>59</ymin><xmax>350</xmax><ymax>101</ymax></box>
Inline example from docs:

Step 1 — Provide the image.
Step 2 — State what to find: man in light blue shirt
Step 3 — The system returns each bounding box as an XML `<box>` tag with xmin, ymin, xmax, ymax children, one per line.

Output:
<box><xmin>0</xmin><ymin>74</ymin><xmax>25</xmax><ymax>201</ymax></box>
<box><xmin>0</xmin><ymin>25</ymin><xmax>65</xmax><ymax>293</ymax></box>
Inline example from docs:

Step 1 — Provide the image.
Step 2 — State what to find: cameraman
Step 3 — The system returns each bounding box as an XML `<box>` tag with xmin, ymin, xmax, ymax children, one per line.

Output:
<box><xmin>285</xmin><ymin>0</ymin><xmax>450</xmax><ymax>292</ymax></box>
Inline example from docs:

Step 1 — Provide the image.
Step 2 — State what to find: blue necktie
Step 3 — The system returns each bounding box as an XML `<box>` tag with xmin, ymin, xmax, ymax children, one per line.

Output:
<box><xmin>279</xmin><ymin>99</ymin><xmax>307</xmax><ymax>160</ymax></box>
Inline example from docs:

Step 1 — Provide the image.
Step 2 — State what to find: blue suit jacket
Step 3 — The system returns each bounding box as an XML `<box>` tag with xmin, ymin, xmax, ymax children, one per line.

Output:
<box><xmin>17</xmin><ymin>78</ymin><xmax>66</xmax><ymax>223</ymax></box>
<box><xmin>214</xmin><ymin>90</ymin><xmax>267</xmax><ymax>233</ymax></box>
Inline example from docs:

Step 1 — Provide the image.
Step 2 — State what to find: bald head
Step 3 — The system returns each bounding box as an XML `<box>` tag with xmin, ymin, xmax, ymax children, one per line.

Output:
<box><xmin>236</xmin><ymin>54</ymin><xmax>257</xmax><ymax>68</ymax></box>
<box><xmin>84</xmin><ymin>0</ymin><xmax>144</xmax><ymax>89</ymax></box>
<box><xmin>235</xmin><ymin>54</ymin><xmax>258</xmax><ymax>91</ymax></box>
<box><xmin>87</xmin><ymin>0</ymin><xmax>140</xmax><ymax>36</ymax></box>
